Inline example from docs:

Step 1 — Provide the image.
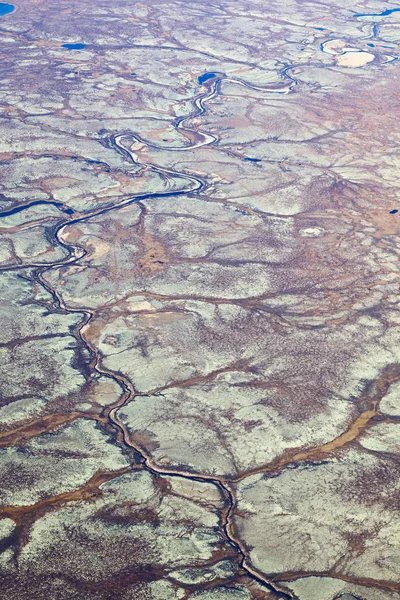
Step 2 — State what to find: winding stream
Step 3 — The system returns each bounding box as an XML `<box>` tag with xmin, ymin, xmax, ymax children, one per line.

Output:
<box><xmin>0</xmin><ymin>199</ymin><xmax>74</xmax><ymax>218</ymax></box>
<box><xmin>6</xmin><ymin>70</ymin><xmax>299</xmax><ymax>598</ymax></box>
<box><xmin>1</xmin><ymin>61</ymin><xmax>396</xmax><ymax>596</ymax></box>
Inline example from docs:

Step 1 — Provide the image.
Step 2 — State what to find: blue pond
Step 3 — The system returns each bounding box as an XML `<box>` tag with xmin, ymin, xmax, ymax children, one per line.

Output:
<box><xmin>198</xmin><ymin>72</ymin><xmax>217</xmax><ymax>85</ymax></box>
<box><xmin>0</xmin><ymin>3</ymin><xmax>14</xmax><ymax>16</ymax></box>
<box><xmin>62</xmin><ymin>43</ymin><xmax>86</xmax><ymax>50</ymax></box>
<box><xmin>354</xmin><ymin>7</ymin><xmax>400</xmax><ymax>17</ymax></box>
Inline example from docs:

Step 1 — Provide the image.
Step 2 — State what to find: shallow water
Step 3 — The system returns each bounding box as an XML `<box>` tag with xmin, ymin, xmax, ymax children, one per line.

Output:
<box><xmin>355</xmin><ymin>7</ymin><xmax>400</xmax><ymax>18</ymax></box>
<box><xmin>62</xmin><ymin>43</ymin><xmax>86</xmax><ymax>50</ymax></box>
<box><xmin>198</xmin><ymin>72</ymin><xmax>217</xmax><ymax>85</ymax></box>
<box><xmin>0</xmin><ymin>3</ymin><xmax>14</xmax><ymax>16</ymax></box>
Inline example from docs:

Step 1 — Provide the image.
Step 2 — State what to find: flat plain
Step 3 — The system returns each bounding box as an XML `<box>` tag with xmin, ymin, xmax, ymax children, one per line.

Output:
<box><xmin>0</xmin><ymin>0</ymin><xmax>400</xmax><ymax>598</ymax></box>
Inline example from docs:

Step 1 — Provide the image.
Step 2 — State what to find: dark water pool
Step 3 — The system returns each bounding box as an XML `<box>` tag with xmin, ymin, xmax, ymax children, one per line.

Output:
<box><xmin>198</xmin><ymin>72</ymin><xmax>217</xmax><ymax>85</ymax></box>
<box><xmin>62</xmin><ymin>43</ymin><xmax>86</xmax><ymax>50</ymax></box>
<box><xmin>0</xmin><ymin>3</ymin><xmax>14</xmax><ymax>16</ymax></box>
<box><xmin>355</xmin><ymin>8</ymin><xmax>400</xmax><ymax>17</ymax></box>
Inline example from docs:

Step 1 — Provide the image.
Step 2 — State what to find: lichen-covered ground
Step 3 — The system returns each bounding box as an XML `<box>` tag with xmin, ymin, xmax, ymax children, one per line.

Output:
<box><xmin>0</xmin><ymin>0</ymin><xmax>400</xmax><ymax>598</ymax></box>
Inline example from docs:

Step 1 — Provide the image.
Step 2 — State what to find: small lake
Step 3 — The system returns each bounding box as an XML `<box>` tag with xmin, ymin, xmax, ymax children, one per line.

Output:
<box><xmin>62</xmin><ymin>43</ymin><xmax>86</xmax><ymax>50</ymax></box>
<box><xmin>198</xmin><ymin>72</ymin><xmax>217</xmax><ymax>85</ymax></box>
<box><xmin>0</xmin><ymin>3</ymin><xmax>14</xmax><ymax>16</ymax></box>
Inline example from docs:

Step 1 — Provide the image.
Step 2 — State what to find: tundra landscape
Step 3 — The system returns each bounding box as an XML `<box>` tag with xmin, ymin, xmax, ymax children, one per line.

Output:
<box><xmin>0</xmin><ymin>0</ymin><xmax>399</xmax><ymax>598</ymax></box>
